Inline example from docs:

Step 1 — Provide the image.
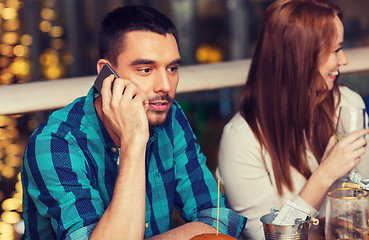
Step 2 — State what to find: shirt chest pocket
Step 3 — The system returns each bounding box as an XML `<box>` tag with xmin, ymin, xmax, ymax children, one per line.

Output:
<box><xmin>153</xmin><ymin>167</ymin><xmax>176</xmax><ymax>210</ymax></box>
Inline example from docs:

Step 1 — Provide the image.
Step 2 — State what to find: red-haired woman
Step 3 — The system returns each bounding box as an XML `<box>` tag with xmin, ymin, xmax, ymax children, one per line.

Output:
<box><xmin>216</xmin><ymin>0</ymin><xmax>369</xmax><ymax>239</ymax></box>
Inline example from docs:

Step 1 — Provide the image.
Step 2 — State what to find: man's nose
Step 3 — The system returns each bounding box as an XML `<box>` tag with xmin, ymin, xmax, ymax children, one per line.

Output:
<box><xmin>154</xmin><ymin>70</ymin><xmax>170</xmax><ymax>93</ymax></box>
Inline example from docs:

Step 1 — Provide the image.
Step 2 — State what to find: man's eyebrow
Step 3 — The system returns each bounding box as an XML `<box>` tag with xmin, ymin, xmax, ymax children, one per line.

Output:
<box><xmin>129</xmin><ymin>57</ymin><xmax>182</xmax><ymax>66</ymax></box>
<box><xmin>130</xmin><ymin>59</ymin><xmax>156</xmax><ymax>66</ymax></box>
<box><xmin>170</xmin><ymin>58</ymin><xmax>182</xmax><ymax>65</ymax></box>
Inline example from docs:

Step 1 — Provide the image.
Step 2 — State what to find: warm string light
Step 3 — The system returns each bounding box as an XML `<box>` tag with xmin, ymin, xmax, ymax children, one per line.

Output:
<box><xmin>39</xmin><ymin>0</ymin><xmax>71</xmax><ymax>80</ymax></box>
<box><xmin>0</xmin><ymin>0</ymin><xmax>30</xmax><ymax>85</ymax></box>
<box><xmin>0</xmin><ymin>0</ymin><xmax>29</xmax><ymax>239</ymax></box>
<box><xmin>196</xmin><ymin>44</ymin><xmax>223</xmax><ymax>63</ymax></box>
<box><xmin>0</xmin><ymin>115</ymin><xmax>24</xmax><ymax>240</ymax></box>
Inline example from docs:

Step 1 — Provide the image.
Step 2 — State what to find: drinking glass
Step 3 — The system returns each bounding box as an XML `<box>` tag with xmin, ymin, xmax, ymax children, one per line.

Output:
<box><xmin>335</xmin><ymin>106</ymin><xmax>368</xmax><ymax>185</ymax></box>
<box><xmin>325</xmin><ymin>188</ymin><xmax>369</xmax><ymax>240</ymax></box>
<box><xmin>336</xmin><ymin>106</ymin><xmax>367</xmax><ymax>141</ymax></box>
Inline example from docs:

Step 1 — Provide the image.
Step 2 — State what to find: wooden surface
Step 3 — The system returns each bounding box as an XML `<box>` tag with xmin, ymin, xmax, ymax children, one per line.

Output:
<box><xmin>309</xmin><ymin>224</ymin><xmax>325</xmax><ymax>240</ymax></box>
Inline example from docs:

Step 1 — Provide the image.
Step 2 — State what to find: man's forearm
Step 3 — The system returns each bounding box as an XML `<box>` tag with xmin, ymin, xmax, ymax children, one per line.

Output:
<box><xmin>147</xmin><ymin>222</ymin><xmax>217</xmax><ymax>240</ymax></box>
<box><xmin>90</xmin><ymin>146</ymin><xmax>146</xmax><ymax>239</ymax></box>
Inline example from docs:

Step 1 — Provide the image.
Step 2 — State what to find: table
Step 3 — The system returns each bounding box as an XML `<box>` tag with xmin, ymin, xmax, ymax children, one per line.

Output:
<box><xmin>308</xmin><ymin>217</ymin><xmax>369</xmax><ymax>239</ymax></box>
<box><xmin>309</xmin><ymin>223</ymin><xmax>325</xmax><ymax>240</ymax></box>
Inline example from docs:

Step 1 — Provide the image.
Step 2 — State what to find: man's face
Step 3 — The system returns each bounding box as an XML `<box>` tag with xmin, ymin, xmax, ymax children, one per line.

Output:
<box><xmin>114</xmin><ymin>31</ymin><xmax>181</xmax><ymax>127</ymax></box>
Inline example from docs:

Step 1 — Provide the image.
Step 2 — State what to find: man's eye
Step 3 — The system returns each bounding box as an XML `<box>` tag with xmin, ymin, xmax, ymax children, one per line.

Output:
<box><xmin>139</xmin><ymin>68</ymin><xmax>151</xmax><ymax>74</ymax></box>
<box><xmin>168</xmin><ymin>66</ymin><xmax>179</xmax><ymax>73</ymax></box>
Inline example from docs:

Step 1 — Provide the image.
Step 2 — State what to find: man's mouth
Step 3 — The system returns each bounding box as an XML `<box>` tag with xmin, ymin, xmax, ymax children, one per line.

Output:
<box><xmin>149</xmin><ymin>101</ymin><xmax>168</xmax><ymax>111</ymax></box>
<box><xmin>147</xmin><ymin>94</ymin><xmax>173</xmax><ymax>112</ymax></box>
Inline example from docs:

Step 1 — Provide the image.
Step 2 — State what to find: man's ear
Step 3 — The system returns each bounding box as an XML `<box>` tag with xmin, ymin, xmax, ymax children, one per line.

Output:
<box><xmin>96</xmin><ymin>59</ymin><xmax>111</xmax><ymax>74</ymax></box>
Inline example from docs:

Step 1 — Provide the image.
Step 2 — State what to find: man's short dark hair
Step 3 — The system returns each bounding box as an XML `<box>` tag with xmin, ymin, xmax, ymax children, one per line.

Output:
<box><xmin>98</xmin><ymin>5</ymin><xmax>179</xmax><ymax>66</ymax></box>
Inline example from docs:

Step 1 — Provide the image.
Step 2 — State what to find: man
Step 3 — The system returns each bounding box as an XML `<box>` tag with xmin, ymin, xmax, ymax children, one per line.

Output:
<box><xmin>21</xmin><ymin>5</ymin><xmax>246</xmax><ymax>239</ymax></box>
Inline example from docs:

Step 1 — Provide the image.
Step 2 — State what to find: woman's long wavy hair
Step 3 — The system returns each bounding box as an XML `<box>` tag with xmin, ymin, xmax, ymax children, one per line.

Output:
<box><xmin>240</xmin><ymin>0</ymin><xmax>342</xmax><ymax>195</ymax></box>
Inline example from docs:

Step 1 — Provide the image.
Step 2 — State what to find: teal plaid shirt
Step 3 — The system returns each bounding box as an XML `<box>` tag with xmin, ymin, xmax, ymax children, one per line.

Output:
<box><xmin>22</xmin><ymin>86</ymin><xmax>246</xmax><ymax>239</ymax></box>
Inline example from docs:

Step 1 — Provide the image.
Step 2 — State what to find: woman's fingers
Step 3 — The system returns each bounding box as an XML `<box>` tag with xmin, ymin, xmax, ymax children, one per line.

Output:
<box><xmin>339</xmin><ymin>129</ymin><xmax>369</xmax><ymax>144</ymax></box>
<box><xmin>321</xmin><ymin>129</ymin><xmax>369</xmax><ymax>181</ymax></box>
<box><xmin>336</xmin><ymin>129</ymin><xmax>368</xmax><ymax>153</ymax></box>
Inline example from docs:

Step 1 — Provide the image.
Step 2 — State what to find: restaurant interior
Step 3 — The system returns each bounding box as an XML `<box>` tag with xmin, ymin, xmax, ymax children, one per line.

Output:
<box><xmin>0</xmin><ymin>0</ymin><xmax>369</xmax><ymax>239</ymax></box>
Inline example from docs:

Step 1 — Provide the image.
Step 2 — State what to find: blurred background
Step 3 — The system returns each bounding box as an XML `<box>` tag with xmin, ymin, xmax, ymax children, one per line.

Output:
<box><xmin>0</xmin><ymin>0</ymin><xmax>369</xmax><ymax>238</ymax></box>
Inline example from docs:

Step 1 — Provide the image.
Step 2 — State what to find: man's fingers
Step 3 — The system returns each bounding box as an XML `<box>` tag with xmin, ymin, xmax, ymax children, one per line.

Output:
<box><xmin>134</xmin><ymin>92</ymin><xmax>149</xmax><ymax>111</ymax></box>
<box><xmin>101</xmin><ymin>75</ymin><xmax>116</xmax><ymax>112</ymax></box>
<box><xmin>101</xmin><ymin>74</ymin><xmax>115</xmax><ymax>96</ymax></box>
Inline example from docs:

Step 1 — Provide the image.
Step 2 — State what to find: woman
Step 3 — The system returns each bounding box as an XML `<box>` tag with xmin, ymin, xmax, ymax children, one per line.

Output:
<box><xmin>216</xmin><ymin>0</ymin><xmax>369</xmax><ymax>239</ymax></box>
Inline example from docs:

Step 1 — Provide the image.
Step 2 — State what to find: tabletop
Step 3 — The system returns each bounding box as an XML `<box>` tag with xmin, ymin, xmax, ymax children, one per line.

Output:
<box><xmin>309</xmin><ymin>224</ymin><xmax>325</xmax><ymax>240</ymax></box>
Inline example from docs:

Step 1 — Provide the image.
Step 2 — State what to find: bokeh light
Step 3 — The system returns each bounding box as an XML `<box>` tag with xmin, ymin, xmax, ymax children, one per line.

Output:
<box><xmin>13</xmin><ymin>45</ymin><xmax>28</xmax><ymax>57</ymax></box>
<box><xmin>1</xmin><ymin>165</ymin><xmax>15</xmax><ymax>179</ymax></box>
<box><xmin>43</xmin><ymin>64</ymin><xmax>65</xmax><ymax>79</ymax></box>
<box><xmin>5</xmin><ymin>144</ymin><xmax>22</xmax><ymax>156</ymax></box>
<box><xmin>2</xmin><ymin>198</ymin><xmax>21</xmax><ymax>212</ymax></box>
<box><xmin>0</xmin><ymin>222</ymin><xmax>13</xmax><ymax>235</ymax></box>
<box><xmin>0</xmin><ymin>44</ymin><xmax>13</xmax><ymax>57</ymax></box>
<box><xmin>2</xmin><ymin>32</ymin><xmax>18</xmax><ymax>45</ymax></box>
<box><xmin>5</xmin><ymin>156</ymin><xmax>21</xmax><ymax>168</ymax></box>
<box><xmin>20</xmin><ymin>34</ymin><xmax>32</xmax><ymax>46</ymax></box>
<box><xmin>1</xmin><ymin>211</ymin><xmax>21</xmax><ymax>224</ymax></box>
<box><xmin>0</xmin><ymin>57</ymin><xmax>10</xmax><ymax>68</ymax></box>
<box><xmin>39</xmin><ymin>49</ymin><xmax>59</xmax><ymax>65</ymax></box>
<box><xmin>196</xmin><ymin>44</ymin><xmax>223</xmax><ymax>63</ymax></box>
<box><xmin>3</xmin><ymin>19</ymin><xmax>19</xmax><ymax>31</ymax></box>
<box><xmin>0</xmin><ymin>71</ymin><xmax>14</xmax><ymax>85</ymax></box>
<box><xmin>1</xmin><ymin>7</ymin><xmax>17</xmax><ymax>20</ymax></box>
<box><xmin>41</xmin><ymin>8</ymin><xmax>54</xmax><ymax>20</ymax></box>
<box><xmin>10</xmin><ymin>58</ymin><xmax>31</xmax><ymax>77</ymax></box>
<box><xmin>39</xmin><ymin>20</ymin><xmax>52</xmax><ymax>32</ymax></box>
<box><xmin>50</xmin><ymin>26</ymin><xmax>63</xmax><ymax>38</ymax></box>
<box><xmin>6</xmin><ymin>0</ymin><xmax>21</xmax><ymax>10</ymax></box>
<box><xmin>63</xmin><ymin>53</ymin><xmax>74</xmax><ymax>65</ymax></box>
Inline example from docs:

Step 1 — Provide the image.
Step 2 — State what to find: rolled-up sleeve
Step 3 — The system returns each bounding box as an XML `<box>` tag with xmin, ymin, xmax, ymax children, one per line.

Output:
<box><xmin>22</xmin><ymin>130</ymin><xmax>103</xmax><ymax>240</ymax></box>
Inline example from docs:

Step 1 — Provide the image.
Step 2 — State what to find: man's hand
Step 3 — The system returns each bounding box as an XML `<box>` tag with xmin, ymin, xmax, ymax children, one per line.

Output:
<box><xmin>100</xmin><ymin>74</ymin><xmax>149</xmax><ymax>147</ymax></box>
<box><xmin>91</xmin><ymin>74</ymin><xmax>149</xmax><ymax>240</ymax></box>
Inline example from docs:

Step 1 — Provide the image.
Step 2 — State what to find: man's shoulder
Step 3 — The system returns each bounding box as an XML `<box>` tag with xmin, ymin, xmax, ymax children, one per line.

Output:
<box><xmin>31</xmin><ymin>96</ymin><xmax>89</xmax><ymax>139</ymax></box>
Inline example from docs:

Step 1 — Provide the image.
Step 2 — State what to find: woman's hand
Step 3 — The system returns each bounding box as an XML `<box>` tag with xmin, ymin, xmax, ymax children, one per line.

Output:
<box><xmin>300</xmin><ymin>129</ymin><xmax>369</xmax><ymax>210</ymax></box>
<box><xmin>319</xmin><ymin>129</ymin><xmax>369</xmax><ymax>185</ymax></box>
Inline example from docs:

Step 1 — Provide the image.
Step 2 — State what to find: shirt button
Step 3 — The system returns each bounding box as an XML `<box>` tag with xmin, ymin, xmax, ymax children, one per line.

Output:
<box><xmin>111</xmin><ymin>147</ymin><xmax>117</xmax><ymax>153</ymax></box>
<box><xmin>145</xmin><ymin>222</ymin><xmax>149</xmax><ymax>228</ymax></box>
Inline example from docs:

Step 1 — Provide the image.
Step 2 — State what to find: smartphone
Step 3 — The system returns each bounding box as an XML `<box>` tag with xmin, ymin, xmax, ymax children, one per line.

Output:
<box><xmin>94</xmin><ymin>63</ymin><xmax>119</xmax><ymax>94</ymax></box>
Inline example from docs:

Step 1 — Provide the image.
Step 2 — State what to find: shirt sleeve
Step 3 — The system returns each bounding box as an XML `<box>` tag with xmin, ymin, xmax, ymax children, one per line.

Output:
<box><xmin>22</xmin><ymin>129</ymin><xmax>103</xmax><ymax>240</ymax></box>
<box><xmin>171</xmin><ymin>105</ymin><xmax>246</xmax><ymax>239</ymax></box>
